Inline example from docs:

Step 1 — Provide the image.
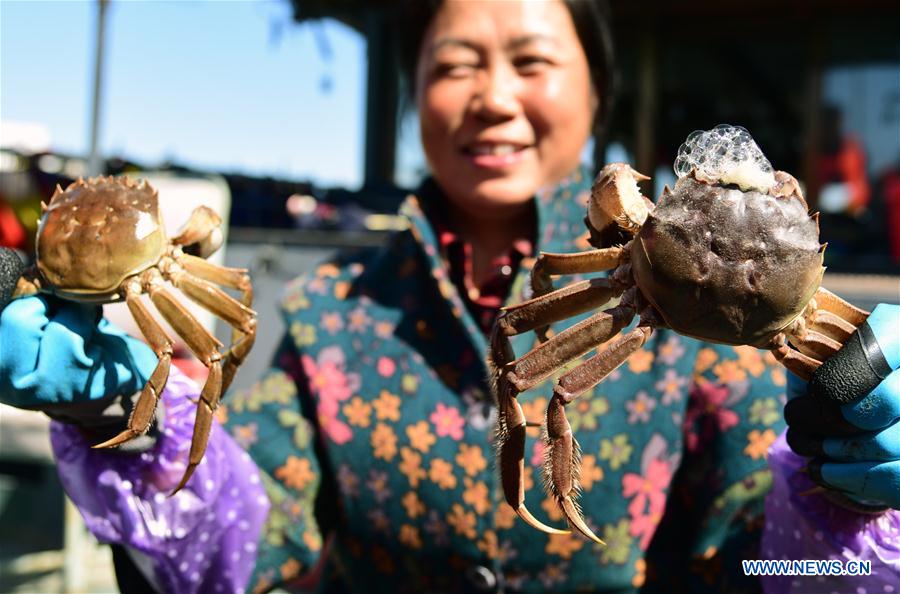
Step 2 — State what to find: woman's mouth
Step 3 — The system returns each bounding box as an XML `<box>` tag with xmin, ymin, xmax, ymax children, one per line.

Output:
<box><xmin>462</xmin><ymin>142</ymin><xmax>531</xmax><ymax>169</ymax></box>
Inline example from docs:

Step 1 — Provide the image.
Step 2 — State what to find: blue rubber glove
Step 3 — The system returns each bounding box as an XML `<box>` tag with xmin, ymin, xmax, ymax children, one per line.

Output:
<box><xmin>785</xmin><ymin>303</ymin><xmax>900</xmax><ymax>511</ymax></box>
<box><xmin>0</xmin><ymin>294</ymin><xmax>158</xmax><ymax>443</ymax></box>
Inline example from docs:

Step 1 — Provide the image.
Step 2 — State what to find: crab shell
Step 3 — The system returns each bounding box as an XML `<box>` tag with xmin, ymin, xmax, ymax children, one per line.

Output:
<box><xmin>631</xmin><ymin>173</ymin><xmax>825</xmax><ymax>348</ymax></box>
<box><xmin>36</xmin><ymin>177</ymin><xmax>166</xmax><ymax>302</ymax></box>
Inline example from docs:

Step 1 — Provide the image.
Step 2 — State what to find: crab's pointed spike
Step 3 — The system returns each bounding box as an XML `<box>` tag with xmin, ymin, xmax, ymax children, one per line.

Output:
<box><xmin>515</xmin><ymin>505</ymin><xmax>571</xmax><ymax>535</ymax></box>
<box><xmin>92</xmin><ymin>429</ymin><xmax>139</xmax><ymax>450</ymax></box>
<box><xmin>631</xmin><ymin>169</ymin><xmax>651</xmax><ymax>181</ymax></box>
<box><xmin>819</xmin><ymin>241</ymin><xmax>828</xmax><ymax>254</ymax></box>
<box><xmin>40</xmin><ymin>201</ymin><xmax>48</xmax><ymax>213</ymax></box>
<box><xmin>170</xmin><ymin>465</ymin><xmax>198</xmax><ymax>496</ymax></box>
<box><xmin>560</xmin><ymin>497</ymin><xmax>605</xmax><ymax>545</ymax></box>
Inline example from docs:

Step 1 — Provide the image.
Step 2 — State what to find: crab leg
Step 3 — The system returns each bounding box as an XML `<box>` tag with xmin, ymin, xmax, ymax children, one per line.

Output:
<box><xmin>788</xmin><ymin>329</ymin><xmax>843</xmax><ymax>362</ymax></box>
<box><xmin>177</xmin><ymin>254</ymin><xmax>256</xmax><ymax>391</ymax></box>
<box><xmin>491</xmin><ymin>324</ymin><xmax>568</xmax><ymax>535</ymax></box>
<box><xmin>93</xmin><ymin>280</ymin><xmax>174</xmax><ymax>449</ymax></box>
<box><xmin>531</xmin><ymin>247</ymin><xmax>627</xmax><ymax>297</ymax></box>
<box><xmin>177</xmin><ymin>253</ymin><xmax>254</xmax><ymax>304</ymax></box>
<box><xmin>491</xmin><ymin>299</ymin><xmax>638</xmax><ymax>538</ymax></box>
<box><xmin>554</xmin><ymin>325</ymin><xmax>655</xmax><ymax>401</ymax></box>
<box><xmin>503</xmin><ymin>304</ymin><xmax>634</xmax><ymax>393</ymax></box>
<box><xmin>808</xmin><ymin>310</ymin><xmax>856</xmax><ymax>343</ymax></box>
<box><xmin>813</xmin><ymin>287</ymin><xmax>869</xmax><ymax>327</ymax></box>
<box><xmin>496</xmin><ymin>378</ymin><xmax>570</xmax><ymax>535</ymax></box>
<box><xmin>771</xmin><ymin>334</ymin><xmax>821</xmax><ymax>381</ymax></box>
<box><xmin>771</xmin><ymin>288</ymin><xmax>868</xmax><ymax>379</ymax></box>
<box><xmin>171</xmin><ymin>273</ymin><xmax>255</xmax><ymax>335</ymax></box>
<box><xmin>493</xmin><ymin>277</ymin><xmax>624</xmax><ymax>350</ymax></box>
<box><xmin>545</xmin><ymin>323</ymin><xmax>654</xmax><ymax>543</ymax></box>
<box><xmin>171</xmin><ymin>272</ymin><xmax>257</xmax><ymax>394</ymax></box>
<box><xmin>144</xmin><ymin>274</ymin><xmax>225</xmax><ymax>493</ymax></box>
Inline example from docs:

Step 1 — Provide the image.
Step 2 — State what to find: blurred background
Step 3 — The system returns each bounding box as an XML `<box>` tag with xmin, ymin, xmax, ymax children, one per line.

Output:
<box><xmin>1</xmin><ymin>0</ymin><xmax>898</xmax><ymax>591</ymax></box>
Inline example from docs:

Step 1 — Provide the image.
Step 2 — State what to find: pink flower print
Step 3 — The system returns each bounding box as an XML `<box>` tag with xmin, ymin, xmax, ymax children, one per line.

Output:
<box><xmin>622</xmin><ymin>459</ymin><xmax>672</xmax><ymax>520</ymax></box>
<box><xmin>302</xmin><ymin>346</ymin><xmax>360</xmax><ymax>403</ymax></box>
<box><xmin>629</xmin><ymin>511</ymin><xmax>663</xmax><ymax>551</ymax></box>
<box><xmin>682</xmin><ymin>381</ymin><xmax>740</xmax><ymax>453</ymax></box>
<box><xmin>302</xmin><ymin>346</ymin><xmax>359</xmax><ymax>445</ymax></box>
<box><xmin>621</xmin><ymin>459</ymin><xmax>672</xmax><ymax>551</ymax></box>
<box><xmin>377</xmin><ymin>356</ymin><xmax>396</xmax><ymax>378</ymax></box>
<box><xmin>655</xmin><ymin>369</ymin><xmax>688</xmax><ymax>405</ymax></box>
<box><xmin>430</xmin><ymin>403</ymin><xmax>465</xmax><ymax>440</ymax></box>
<box><xmin>319</xmin><ymin>413</ymin><xmax>353</xmax><ymax>445</ymax></box>
<box><xmin>531</xmin><ymin>440</ymin><xmax>546</xmax><ymax>467</ymax></box>
<box><xmin>696</xmin><ymin>382</ymin><xmax>739</xmax><ymax>431</ymax></box>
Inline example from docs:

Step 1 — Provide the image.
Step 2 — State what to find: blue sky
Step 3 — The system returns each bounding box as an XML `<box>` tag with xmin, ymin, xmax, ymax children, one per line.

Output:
<box><xmin>3</xmin><ymin>2</ymin><xmax>897</xmax><ymax>190</ymax></box>
<box><xmin>1</xmin><ymin>0</ymin><xmax>378</xmax><ymax>188</ymax></box>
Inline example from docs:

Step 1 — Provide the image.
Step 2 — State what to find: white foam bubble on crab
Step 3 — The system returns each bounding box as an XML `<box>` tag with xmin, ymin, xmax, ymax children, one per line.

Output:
<box><xmin>673</xmin><ymin>124</ymin><xmax>776</xmax><ymax>193</ymax></box>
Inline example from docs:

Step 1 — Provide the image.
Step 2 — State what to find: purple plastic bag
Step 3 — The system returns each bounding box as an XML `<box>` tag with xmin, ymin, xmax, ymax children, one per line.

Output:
<box><xmin>762</xmin><ymin>431</ymin><xmax>900</xmax><ymax>593</ymax></box>
<box><xmin>51</xmin><ymin>367</ymin><xmax>269</xmax><ymax>594</ymax></box>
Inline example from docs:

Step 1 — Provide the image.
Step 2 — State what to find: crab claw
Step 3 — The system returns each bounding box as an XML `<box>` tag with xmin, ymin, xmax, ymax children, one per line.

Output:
<box><xmin>497</xmin><ymin>380</ymin><xmax>570</xmax><ymax>536</ymax></box>
<box><xmin>560</xmin><ymin>497</ymin><xmax>605</xmax><ymax>545</ymax></box>
<box><xmin>172</xmin><ymin>206</ymin><xmax>224</xmax><ymax>259</ymax></box>
<box><xmin>546</xmin><ymin>395</ymin><xmax>605</xmax><ymax>544</ymax></box>
<box><xmin>587</xmin><ymin>163</ymin><xmax>651</xmax><ymax>236</ymax></box>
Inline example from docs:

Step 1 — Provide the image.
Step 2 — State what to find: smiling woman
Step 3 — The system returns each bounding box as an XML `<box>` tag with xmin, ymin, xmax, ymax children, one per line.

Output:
<box><xmin>415</xmin><ymin>1</ymin><xmax>595</xmax><ymax>217</ymax></box>
<box><xmin>398</xmin><ymin>0</ymin><xmax>614</xmax><ymax>286</ymax></box>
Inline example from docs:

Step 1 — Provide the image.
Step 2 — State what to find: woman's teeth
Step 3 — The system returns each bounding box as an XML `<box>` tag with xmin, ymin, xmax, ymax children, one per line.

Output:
<box><xmin>469</xmin><ymin>144</ymin><xmax>520</xmax><ymax>156</ymax></box>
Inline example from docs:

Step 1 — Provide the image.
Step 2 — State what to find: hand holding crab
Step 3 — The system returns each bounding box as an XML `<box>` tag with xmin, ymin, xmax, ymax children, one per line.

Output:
<box><xmin>785</xmin><ymin>303</ymin><xmax>900</xmax><ymax>511</ymax></box>
<box><xmin>1</xmin><ymin>177</ymin><xmax>256</xmax><ymax>492</ymax></box>
<box><xmin>488</xmin><ymin>126</ymin><xmax>870</xmax><ymax>543</ymax></box>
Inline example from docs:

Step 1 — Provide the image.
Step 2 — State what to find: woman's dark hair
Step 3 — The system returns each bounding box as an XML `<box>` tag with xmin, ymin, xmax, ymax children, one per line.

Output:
<box><xmin>394</xmin><ymin>0</ymin><xmax>617</xmax><ymax>143</ymax></box>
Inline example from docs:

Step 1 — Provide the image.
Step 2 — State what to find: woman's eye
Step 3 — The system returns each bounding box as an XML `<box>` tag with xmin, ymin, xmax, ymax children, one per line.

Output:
<box><xmin>514</xmin><ymin>56</ymin><xmax>552</xmax><ymax>73</ymax></box>
<box><xmin>434</xmin><ymin>63</ymin><xmax>477</xmax><ymax>78</ymax></box>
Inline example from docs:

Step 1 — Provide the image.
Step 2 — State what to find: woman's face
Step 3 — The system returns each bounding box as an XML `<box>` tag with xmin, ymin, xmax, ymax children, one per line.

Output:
<box><xmin>416</xmin><ymin>0</ymin><xmax>596</xmax><ymax>220</ymax></box>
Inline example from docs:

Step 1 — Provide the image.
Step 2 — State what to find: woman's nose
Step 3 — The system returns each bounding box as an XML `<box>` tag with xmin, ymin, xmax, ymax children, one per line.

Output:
<box><xmin>471</xmin><ymin>65</ymin><xmax>522</xmax><ymax>122</ymax></box>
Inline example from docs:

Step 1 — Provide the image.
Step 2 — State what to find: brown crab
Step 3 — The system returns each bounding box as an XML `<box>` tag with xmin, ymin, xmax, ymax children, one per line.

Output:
<box><xmin>488</xmin><ymin>126</ymin><xmax>869</xmax><ymax>543</ymax></box>
<box><xmin>14</xmin><ymin>176</ymin><xmax>257</xmax><ymax>492</ymax></box>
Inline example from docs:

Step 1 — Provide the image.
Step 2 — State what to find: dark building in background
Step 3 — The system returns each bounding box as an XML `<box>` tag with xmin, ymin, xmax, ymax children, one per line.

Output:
<box><xmin>289</xmin><ymin>0</ymin><xmax>900</xmax><ymax>271</ymax></box>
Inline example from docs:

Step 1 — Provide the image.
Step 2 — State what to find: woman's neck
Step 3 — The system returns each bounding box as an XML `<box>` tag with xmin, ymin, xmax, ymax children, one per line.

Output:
<box><xmin>443</xmin><ymin>201</ymin><xmax>536</xmax><ymax>286</ymax></box>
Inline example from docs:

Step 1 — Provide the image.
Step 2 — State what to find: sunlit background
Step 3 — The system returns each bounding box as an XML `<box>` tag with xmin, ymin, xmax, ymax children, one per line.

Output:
<box><xmin>1</xmin><ymin>1</ymin><xmax>899</xmax><ymax>592</ymax></box>
<box><xmin>3</xmin><ymin>1</ymin><xmax>369</xmax><ymax>185</ymax></box>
